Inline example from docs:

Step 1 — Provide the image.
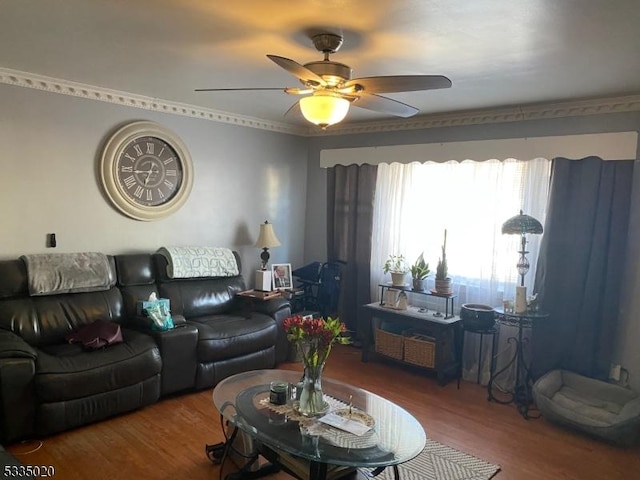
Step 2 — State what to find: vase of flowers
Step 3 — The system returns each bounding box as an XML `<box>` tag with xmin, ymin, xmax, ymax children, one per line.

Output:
<box><xmin>283</xmin><ymin>315</ymin><xmax>351</xmax><ymax>416</ymax></box>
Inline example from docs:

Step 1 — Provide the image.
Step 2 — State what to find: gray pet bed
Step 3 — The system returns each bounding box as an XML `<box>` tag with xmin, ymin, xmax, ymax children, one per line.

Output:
<box><xmin>533</xmin><ymin>369</ymin><xmax>640</xmax><ymax>446</ymax></box>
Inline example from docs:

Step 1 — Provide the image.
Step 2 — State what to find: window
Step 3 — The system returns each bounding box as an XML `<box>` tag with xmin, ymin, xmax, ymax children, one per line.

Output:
<box><xmin>370</xmin><ymin>158</ymin><xmax>550</xmax><ymax>308</ymax></box>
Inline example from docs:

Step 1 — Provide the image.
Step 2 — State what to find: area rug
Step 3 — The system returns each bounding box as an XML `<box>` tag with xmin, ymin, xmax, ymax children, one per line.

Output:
<box><xmin>364</xmin><ymin>438</ymin><xmax>500</xmax><ymax>480</ymax></box>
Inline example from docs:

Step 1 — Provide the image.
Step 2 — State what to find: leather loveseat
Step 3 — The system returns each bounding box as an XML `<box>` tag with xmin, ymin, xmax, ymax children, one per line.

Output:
<box><xmin>0</xmin><ymin>250</ymin><xmax>290</xmax><ymax>445</ymax></box>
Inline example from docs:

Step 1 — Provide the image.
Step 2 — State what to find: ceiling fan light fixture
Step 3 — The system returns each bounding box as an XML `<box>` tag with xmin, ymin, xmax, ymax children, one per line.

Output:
<box><xmin>299</xmin><ymin>93</ymin><xmax>349</xmax><ymax>129</ymax></box>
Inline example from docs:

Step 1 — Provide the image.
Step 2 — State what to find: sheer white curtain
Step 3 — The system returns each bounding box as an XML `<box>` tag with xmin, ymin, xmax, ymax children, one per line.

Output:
<box><xmin>370</xmin><ymin>158</ymin><xmax>551</xmax><ymax>384</ymax></box>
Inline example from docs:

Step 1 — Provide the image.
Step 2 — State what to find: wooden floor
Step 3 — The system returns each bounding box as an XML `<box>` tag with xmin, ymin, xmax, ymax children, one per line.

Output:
<box><xmin>7</xmin><ymin>344</ymin><xmax>640</xmax><ymax>480</ymax></box>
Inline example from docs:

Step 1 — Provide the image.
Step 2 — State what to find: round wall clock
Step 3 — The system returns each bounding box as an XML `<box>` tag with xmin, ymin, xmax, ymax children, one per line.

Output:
<box><xmin>100</xmin><ymin>121</ymin><xmax>194</xmax><ymax>221</ymax></box>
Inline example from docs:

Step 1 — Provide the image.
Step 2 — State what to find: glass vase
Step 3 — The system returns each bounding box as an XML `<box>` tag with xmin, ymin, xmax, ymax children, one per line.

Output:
<box><xmin>296</xmin><ymin>340</ymin><xmax>330</xmax><ymax>417</ymax></box>
<box><xmin>297</xmin><ymin>362</ymin><xmax>329</xmax><ymax>417</ymax></box>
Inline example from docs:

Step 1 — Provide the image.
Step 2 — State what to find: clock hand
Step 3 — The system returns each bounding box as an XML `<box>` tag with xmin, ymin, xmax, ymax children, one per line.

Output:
<box><xmin>144</xmin><ymin>165</ymin><xmax>158</xmax><ymax>186</ymax></box>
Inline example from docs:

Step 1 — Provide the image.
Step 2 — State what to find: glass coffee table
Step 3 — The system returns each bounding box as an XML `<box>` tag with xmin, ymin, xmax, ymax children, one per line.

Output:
<box><xmin>210</xmin><ymin>369</ymin><xmax>426</xmax><ymax>480</ymax></box>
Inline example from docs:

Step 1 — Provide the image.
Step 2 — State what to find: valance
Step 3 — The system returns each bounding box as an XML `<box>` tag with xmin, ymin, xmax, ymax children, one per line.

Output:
<box><xmin>320</xmin><ymin>132</ymin><xmax>638</xmax><ymax>167</ymax></box>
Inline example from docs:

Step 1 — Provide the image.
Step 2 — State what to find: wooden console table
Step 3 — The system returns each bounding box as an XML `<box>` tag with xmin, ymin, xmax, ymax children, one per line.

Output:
<box><xmin>361</xmin><ymin>302</ymin><xmax>462</xmax><ymax>386</ymax></box>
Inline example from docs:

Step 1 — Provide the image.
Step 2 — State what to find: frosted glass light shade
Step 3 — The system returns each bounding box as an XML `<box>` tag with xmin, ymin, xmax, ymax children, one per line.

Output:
<box><xmin>300</xmin><ymin>94</ymin><xmax>350</xmax><ymax>129</ymax></box>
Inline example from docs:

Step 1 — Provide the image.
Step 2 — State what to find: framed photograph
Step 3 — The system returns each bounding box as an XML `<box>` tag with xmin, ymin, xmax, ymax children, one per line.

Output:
<box><xmin>272</xmin><ymin>263</ymin><xmax>293</xmax><ymax>290</ymax></box>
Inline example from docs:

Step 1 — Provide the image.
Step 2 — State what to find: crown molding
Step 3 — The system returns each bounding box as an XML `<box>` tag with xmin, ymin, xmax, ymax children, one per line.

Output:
<box><xmin>319</xmin><ymin>94</ymin><xmax>640</xmax><ymax>136</ymax></box>
<box><xmin>1</xmin><ymin>67</ymin><xmax>639</xmax><ymax>137</ymax></box>
<box><xmin>0</xmin><ymin>67</ymin><xmax>308</xmax><ymax>136</ymax></box>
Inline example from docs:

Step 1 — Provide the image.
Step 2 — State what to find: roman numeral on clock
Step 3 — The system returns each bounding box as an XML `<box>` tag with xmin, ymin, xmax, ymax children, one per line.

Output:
<box><xmin>123</xmin><ymin>176</ymin><xmax>136</xmax><ymax>189</ymax></box>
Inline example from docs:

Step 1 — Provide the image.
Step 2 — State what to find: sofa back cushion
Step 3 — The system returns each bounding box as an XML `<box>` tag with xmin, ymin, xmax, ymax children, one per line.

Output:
<box><xmin>0</xmin><ymin>258</ymin><xmax>125</xmax><ymax>348</ymax></box>
<box><xmin>114</xmin><ymin>254</ymin><xmax>158</xmax><ymax>318</ymax></box>
<box><xmin>153</xmin><ymin>253</ymin><xmax>246</xmax><ymax>317</ymax></box>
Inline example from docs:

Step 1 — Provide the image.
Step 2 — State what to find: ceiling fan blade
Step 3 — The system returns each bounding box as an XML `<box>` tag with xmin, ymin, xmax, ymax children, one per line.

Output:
<box><xmin>195</xmin><ymin>87</ymin><xmax>285</xmax><ymax>92</ymax></box>
<box><xmin>345</xmin><ymin>75</ymin><xmax>452</xmax><ymax>94</ymax></box>
<box><xmin>267</xmin><ymin>55</ymin><xmax>326</xmax><ymax>86</ymax></box>
<box><xmin>353</xmin><ymin>93</ymin><xmax>419</xmax><ymax>118</ymax></box>
<box><xmin>283</xmin><ymin>101</ymin><xmax>301</xmax><ymax>118</ymax></box>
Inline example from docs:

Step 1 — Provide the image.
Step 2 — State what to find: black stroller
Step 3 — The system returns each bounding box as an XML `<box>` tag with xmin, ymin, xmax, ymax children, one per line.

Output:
<box><xmin>291</xmin><ymin>260</ymin><xmax>346</xmax><ymax>318</ymax></box>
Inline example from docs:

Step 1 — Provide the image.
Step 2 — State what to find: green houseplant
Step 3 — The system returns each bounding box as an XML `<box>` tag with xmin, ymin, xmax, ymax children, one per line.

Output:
<box><xmin>383</xmin><ymin>254</ymin><xmax>409</xmax><ymax>286</ymax></box>
<box><xmin>435</xmin><ymin>229</ymin><xmax>453</xmax><ymax>294</ymax></box>
<box><xmin>410</xmin><ymin>252</ymin><xmax>430</xmax><ymax>291</ymax></box>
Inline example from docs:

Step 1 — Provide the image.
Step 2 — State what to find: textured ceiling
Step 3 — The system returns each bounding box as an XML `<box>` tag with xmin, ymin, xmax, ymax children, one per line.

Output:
<box><xmin>2</xmin><ymin>0</ymin><xmax>640</xmax><ymax>129</ymax></box>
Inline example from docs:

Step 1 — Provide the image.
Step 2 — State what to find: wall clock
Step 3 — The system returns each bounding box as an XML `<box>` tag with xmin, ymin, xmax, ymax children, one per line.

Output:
<box><xmin>100</xmin><ymin>121</ymin><xmax>194</xmax><ymax>221</ymax></box>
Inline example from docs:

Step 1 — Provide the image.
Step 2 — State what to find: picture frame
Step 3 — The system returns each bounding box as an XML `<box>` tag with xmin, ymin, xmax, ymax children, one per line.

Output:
<box><xmin>272</xmin><ymin>263</ymin><xmax>293</xmax><ymax>290</ymax></box>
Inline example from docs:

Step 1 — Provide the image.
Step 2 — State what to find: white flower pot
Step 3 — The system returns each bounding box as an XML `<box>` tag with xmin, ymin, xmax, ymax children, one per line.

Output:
<box><xmin>390</xmin><ymin>272</ymin><xmax>406</xmax><ymax>286</ymax></box>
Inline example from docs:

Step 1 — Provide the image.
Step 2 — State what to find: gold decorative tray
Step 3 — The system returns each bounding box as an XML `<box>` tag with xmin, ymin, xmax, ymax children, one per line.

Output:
<box><xmin>333</xmin><ymin>408</ymin><xmax>375</xmax><ymax>427</ymax></box>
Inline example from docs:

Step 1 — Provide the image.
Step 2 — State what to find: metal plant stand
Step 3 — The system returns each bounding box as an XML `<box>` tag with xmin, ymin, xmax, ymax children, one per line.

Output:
<box><xmin>487</xmin><ymin>307</ymin><xmax>549</xmax><ymax>419</ymax></box>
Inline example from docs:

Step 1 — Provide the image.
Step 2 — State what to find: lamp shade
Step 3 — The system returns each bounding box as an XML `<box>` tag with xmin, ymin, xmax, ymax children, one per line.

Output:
<box><xmin>299</xmin><ymin>94</ymin><xmax>350</xmax><ymax>129</ymax></box>
<box><xmin>255</xmin><ymin>221</ymin><xmax>281</xmax><ymax>248</ymax></box>
<box><xmin>502</xmin><ymin>210</ymin><xmax>543</xmax><ymax>235</ymax></box>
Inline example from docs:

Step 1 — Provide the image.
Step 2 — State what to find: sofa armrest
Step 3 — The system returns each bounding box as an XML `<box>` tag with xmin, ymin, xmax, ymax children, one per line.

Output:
<box><xmin>251</xmin><ymin>298</ymin><xmax>291</xmax><ymax>364</ymax></box>
<box><xmin>251</xmin><ymin>297</ymin><xmax>291</xmax><ymax>317</ymax></box>
<box><xmin>0</xmin><ymin>330</ymin><xmax>37</xmax><ymax>443</ymax></box>
<box><xmin>0</xmin><ymin>329</ymin><xmax>37</xmax><ymax>360</ymax></box>
<box><xmin>145</xmin><ymin>324</ymin><xmax>198</xmax><ymax>395</ymax></box>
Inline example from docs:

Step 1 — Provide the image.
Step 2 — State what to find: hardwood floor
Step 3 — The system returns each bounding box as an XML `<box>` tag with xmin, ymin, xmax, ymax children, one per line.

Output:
<box><xmin>7</xmin><ymin>344</ymin><xmax>639</xmax><ymax>480</ymax></box>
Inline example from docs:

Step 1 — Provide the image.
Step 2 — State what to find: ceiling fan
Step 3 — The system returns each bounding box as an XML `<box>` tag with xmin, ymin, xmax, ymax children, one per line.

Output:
<box><xmin>196</xmin><ymin>32</ymin><xmax>452</xmax><ymax>129</ymax></box>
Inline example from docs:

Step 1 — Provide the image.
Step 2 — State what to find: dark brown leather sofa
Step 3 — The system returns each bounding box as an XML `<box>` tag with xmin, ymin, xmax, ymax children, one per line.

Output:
<box><xmin>0</xmin><ymin>251</ymin><xmax>290</xmax><ymax>445</ymax></box>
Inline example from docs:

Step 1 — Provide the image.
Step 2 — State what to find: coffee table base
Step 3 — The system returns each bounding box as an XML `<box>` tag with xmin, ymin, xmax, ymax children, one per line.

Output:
<box><xmin>206</xmin><ymin>420</ymin><xmax>401</xmax><ymax>480</ymax></box>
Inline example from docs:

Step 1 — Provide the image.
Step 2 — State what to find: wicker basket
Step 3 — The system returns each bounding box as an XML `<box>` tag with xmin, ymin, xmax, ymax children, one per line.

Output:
<box><xmin>374</xmin><ymin>328</ymin><xmax>404</xmax><ymax>360</ymax></box>
<box><xmin>403</xmin><ymin>333</ymin><xmax>436</xmax><ymax>368</ymax></box>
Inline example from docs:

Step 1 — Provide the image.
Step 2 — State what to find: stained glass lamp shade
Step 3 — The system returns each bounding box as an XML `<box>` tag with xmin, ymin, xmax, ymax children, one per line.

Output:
<box><xmin>502</xmin><ymin>210</ymin><xmax>543</xmax><ymax>286</ymax></box>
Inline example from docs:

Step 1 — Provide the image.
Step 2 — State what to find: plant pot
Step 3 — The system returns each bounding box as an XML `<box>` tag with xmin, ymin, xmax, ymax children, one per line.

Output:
<box><xmin>434</xmin><ymin>277</ymin><xmax>452</xmax><ymax>295</ymax></box>
<box><xmin>460</xmin><ymin>304</ymin><xmax>496</xmax><ymax>330</ymax></box>
<box><xmin>390</xmin><ymin>272</ymin><xmax>406</xmax><ymax>286</ymax></box>
<box><xmin>412</xmin><ymin>278</ymin><xmax>425</xmax><ymax>291</ymax></box>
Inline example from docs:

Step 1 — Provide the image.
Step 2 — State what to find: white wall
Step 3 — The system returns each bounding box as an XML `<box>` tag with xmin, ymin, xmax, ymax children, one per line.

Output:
<box><xmin>0</xmin><ymin>84</ymin><xmax>309</xmax><ymax>275</ymax></box>
<box><xmin>306</xmin><ymin>112</ymin><xmax>640</xmax><ymax>390</ymax></box>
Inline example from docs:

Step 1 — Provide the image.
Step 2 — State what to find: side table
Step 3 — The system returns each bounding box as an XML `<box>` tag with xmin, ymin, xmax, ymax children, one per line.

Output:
<box><xmin>487</xmin><ymin>307</ymin><xmax>549</xmax><ymax>419</ymax></box>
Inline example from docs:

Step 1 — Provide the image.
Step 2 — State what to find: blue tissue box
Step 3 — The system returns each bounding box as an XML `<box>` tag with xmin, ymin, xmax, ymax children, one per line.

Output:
<box><xmin>136</xmin><ymin>298</ymin><xmax>170</xmax><ymax>316</ymax></box>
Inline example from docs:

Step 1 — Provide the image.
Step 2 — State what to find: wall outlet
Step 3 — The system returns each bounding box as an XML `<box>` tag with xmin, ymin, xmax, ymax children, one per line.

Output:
<box><xmin>609</xmin><ymin>363</ymin><xmax>621</xmax><ymax>382</ymax></box>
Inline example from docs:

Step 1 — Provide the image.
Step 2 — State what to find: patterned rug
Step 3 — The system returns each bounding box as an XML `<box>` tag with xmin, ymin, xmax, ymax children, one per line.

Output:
<box><xmin>364</xmin><ymin>438</ymin><xmax>500</xmax><ymax>480</ymax></box>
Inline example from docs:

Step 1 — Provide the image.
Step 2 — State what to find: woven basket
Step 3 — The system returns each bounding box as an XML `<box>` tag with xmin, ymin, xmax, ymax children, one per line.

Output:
<box><xmin>374</xmin><ymin>328</ymin><xmax>404</xmax><ymax>360</ymax></box>
<box><xmin>404</xmin><ymin>333</ymin><xmax>436</xmax><ymax>368</ymax></box>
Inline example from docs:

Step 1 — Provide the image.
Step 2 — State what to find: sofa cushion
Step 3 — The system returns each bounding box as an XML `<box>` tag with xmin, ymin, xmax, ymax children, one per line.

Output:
<box><xmin>35</xmin><ymin>329</ymin><xmax>161</xmax><ymax>402</ymax></box>
<box><xmin>0</xmin><ymin>288</ymin><xmax>125</xmax><ymax>348</ymax></box>
<box><xmin>190</xmin><ymin>313</ymin><xmax>277</xmax><ymax>363</ymax></box>
<box><xmin>158</xmin><ymin>277</ymin><xmax>246</xmax><ymax>318</ymax></box>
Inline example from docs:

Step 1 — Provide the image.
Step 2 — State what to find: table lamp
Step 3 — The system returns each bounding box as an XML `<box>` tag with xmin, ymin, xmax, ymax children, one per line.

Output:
<box><xmin>254</xmin><ymin>221</ymin><xmax>281</xmax><ymax>291</ymax></box>
<box><xmin>502</xmin><ymin>210</ymin><xmax>543</xmax><ymax>312</ymax></box>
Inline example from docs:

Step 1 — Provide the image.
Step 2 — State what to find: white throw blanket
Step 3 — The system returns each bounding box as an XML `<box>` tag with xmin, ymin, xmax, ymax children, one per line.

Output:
<box><xmin>157</xmin><ymin>246</ymin><xmax>239</xmax><ymax>278</ymax></box>
<box><xmin>20</xmin><ymin>252</ymin><xmax>114</xmax><ymax>296</ymax></box>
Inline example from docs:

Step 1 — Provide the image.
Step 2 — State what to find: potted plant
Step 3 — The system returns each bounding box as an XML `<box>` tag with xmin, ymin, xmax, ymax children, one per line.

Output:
<box><xmin>383</xmin><ymin>254</ymin><xmax>409</xmax><ymax>286</ymax></box>
<box><xmin>435</xmin><ymin>230</ymin><xmax>453</xmax><ymax>294</ymax></box>
<box><xmin>410</xmin><ymin>252</ymin><xmax>430</xmax><ymax>291</ymax></box>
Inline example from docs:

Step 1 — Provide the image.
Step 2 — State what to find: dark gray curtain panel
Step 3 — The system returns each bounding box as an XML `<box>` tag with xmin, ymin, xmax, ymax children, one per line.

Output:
<box><xmin>326</xmin><ymin>164</ymin><xmax>377</xmax><ymax>341</ymax></box>
<box><xmin>533</xmin><ymin>156</ymin><xmax>633</xmax><ymax>380</ymax></box>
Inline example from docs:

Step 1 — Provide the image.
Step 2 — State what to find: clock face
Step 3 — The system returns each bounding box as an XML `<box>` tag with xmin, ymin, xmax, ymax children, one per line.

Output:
<box><xmin>116</xmin><ymin>136</ymin><xmax>184</xmax><ymax>207</ymax></box>
<box><xmin>100</xmin><ymin>121</ymin><xmax>193</xmax><ymax>221</ymax></box>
